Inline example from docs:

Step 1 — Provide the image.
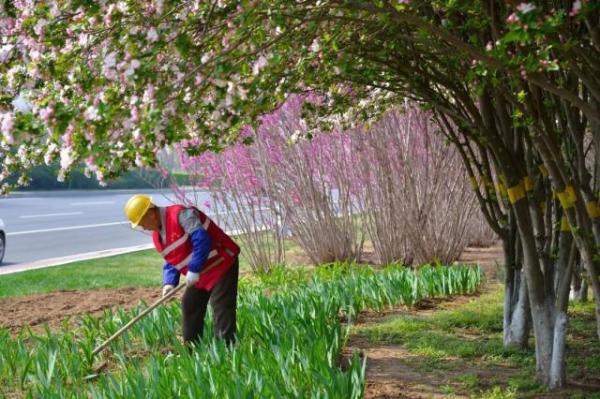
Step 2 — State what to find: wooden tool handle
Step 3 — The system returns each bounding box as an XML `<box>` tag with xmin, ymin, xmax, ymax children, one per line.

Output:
<box><xmin>92</xmin><ymin>283</ymin><xmax>186</xmax><ymax>356</ymax></box>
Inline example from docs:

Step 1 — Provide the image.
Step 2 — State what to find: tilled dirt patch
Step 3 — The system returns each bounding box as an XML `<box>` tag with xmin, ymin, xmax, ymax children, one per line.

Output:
<box><xmin>0</xmin><ymin>287</ymin><xmax>182</xmax><ymax>333</ymax></box>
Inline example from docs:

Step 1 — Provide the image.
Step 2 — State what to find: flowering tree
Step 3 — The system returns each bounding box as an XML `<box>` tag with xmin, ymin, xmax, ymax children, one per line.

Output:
<box><xmin>174</xmin><ymin>98</ymin><xmax>484</xmax><ymax>269</ymax></box>
<box><xmin>2</xmin><ymin>0</ymin><xmax>599</xmax><ymax>388</ymax></box>
<box><xmin>254</xmin><ymin>95</ymin><xmax>364</xmax><ymax>264</ymax></box>
<box><xmin>173</xmin><ymin>127</ymin><xmax>285</xmax><ymax>273</ymax></box>
<box><xmin>174</xmin><ymin>95</ymin><xmax>365</xmax><ymax>267</ymax></box>
<box><xmin>354</xmin><ymin>104</ymin><xmax>480</xmax><ymax>265</ymax></box>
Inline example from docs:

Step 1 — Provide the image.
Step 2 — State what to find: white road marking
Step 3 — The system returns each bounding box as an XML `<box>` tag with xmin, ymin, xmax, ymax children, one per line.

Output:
<box><xmin>70</xmin><ymin>201</ymin><xmax>116</xmax><ymax>206</ymax></box>
<box><xmin>19</xmin><ymin>212</ymin><xmax>83</xmax><ymax>219</ymax></box>
<box><xmin>7</xmin><ymin>221</ymin><xmax>129</xmax><ymax>236</ymax></box>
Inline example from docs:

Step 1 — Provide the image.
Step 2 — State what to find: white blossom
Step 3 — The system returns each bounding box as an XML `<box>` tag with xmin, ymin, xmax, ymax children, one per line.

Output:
<box><xmin>33</xmin><ymin>19</ymin><xmax>48</xmax><ymax>37</ymax></box>
<box><xmin>252</xmin><ymin>55</ymin><xmax>268</xmax><ymax>75</ymax></box>
<box><xmin>116</xmin><ymin>1</ymin><xmax>128</xmax><ymax>13</ymax></box>
<box><xmin>154</xmin><ymin>0</ymin><xmax>164</xmax><ymax>14</ymax></box>
<box><xmin>84</xmin><ymin>106</ymin><xmax>100</xmax><ymax>121</ymax></box>
<box><xmin>135</xmin><ymin>154</ymin><xmax>144</xmax><ymax>167</ymax></box>
<box><xmin>517</xmin><ymin>3</ymin><xmax>536</xmax><ymax>13</ymax></box>
<box><xmin>104</xmin><ymin>52</ymin><xmax>117</xmax><ymax>68</ymax></box>
<box><xmin>0</xmin><ymin>45</ymin><xmax>14</xmax><ymax>63</ymax></box>
<box><xmin>44</xmin><ymin>143</ymin><xmax>58</xmax><ymax>165</ymax></box>
<box><xmin>147</xmin><ymin>28</ymin><xmax>159</xmax><ymax>43</ymax></box>
<box><xmin>132</xmin><ymin>128</ymin><xmax>142</xmax><ymax>141</ymax></box>
<box><xmin>143</xmin><ymin>85</ymin><xmax>155</xmax><ymax>103</ymax></box>
<box><xmin>310</xmin><ymin>39</ymin><xmax>320</xmax><ymax>53</ymax></box>
<box><xmin>59</xmin><ymin>147</ymin><xmax>74</xmax><ymax>169</ymax></box>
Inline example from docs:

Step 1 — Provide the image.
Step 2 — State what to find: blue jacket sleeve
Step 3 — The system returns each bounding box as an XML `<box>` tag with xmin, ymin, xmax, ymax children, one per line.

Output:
<box><xmin>163</xmin><ymin>263</ymin><xmax>180</xmax><ymax>286</ymax></box>
<box><xmin>187</xmin><ymin>228</ymin><xmax>212</xmax><ymax>273</ymax></box>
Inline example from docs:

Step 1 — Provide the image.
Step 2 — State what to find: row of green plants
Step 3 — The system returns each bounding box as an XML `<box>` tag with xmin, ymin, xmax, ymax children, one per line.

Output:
<box><xmin>0</xmin><ymin>264</ymin><xmax>481</xmax><ymax>398</ymax></box>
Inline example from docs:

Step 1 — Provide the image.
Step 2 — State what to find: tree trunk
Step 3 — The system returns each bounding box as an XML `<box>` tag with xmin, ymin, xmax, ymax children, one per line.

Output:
<box><xmin>571</xmin><ymin>235</ymin><xmax>600</xmax><ymax>339</ymax></box>
<box><xmin>512</xmin><ymin>200</ymin><xmax>554</xmax><ymax>384</ymax></box>
<box><xmin>549</xmin><ymin>241</ymin><xmax>575</xmax><ymax>388</ymax></box>
<box><xmin>549</xmin><ymin>311</ymin><xmax>568</xmax><ymax>388</ymax></box>
<box><xmin>502</xmin><ymin>233</ymin><xmax>531</xmax><ymax>348</ymax></box>
<box><xmin>570</xmin><ymin>260</ymin><xmax>587</xmax><ymax>302</ymax></box>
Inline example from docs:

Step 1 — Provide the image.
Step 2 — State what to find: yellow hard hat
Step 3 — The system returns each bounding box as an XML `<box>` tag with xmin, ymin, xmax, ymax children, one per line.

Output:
<box><xmin>124</xmin><ymin>194</ymin><xmax>153</xmax><ymax>228</ymax></box>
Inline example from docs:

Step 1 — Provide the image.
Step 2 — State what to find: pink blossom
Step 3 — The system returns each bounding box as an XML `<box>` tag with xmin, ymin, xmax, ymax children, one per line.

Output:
<box><xmin>49</xmin><ymin>2</ymin><xmax>61</xmax><ymax>18</ymax></box>
<box><xmin>125</xmin><ymin>59</ymin><xmax>141</xmax><ymax>77</ymax></box>
<box><xmin>39</xmin><ymin>106</ymin><xmax>54</xmax><ymax>122</ymax></box>
<box><xmin>103</xmin><ymin>4</ymin><xmax>115</xmax><ymax>25</ymax></box>
<box><xmin>143</xmin><ymin>84</ymin><xmax>156</xmax><ymax>103</ymax></box>
<box><xmin>130</xmin><ymin>106</ymin><xmax>140</xmax><ymax>122</ymax></box>
<box><xmin>33</xmin><ymin>18</ymin><xmax>48</xmax><ymax>37</ymax></box>
<box><xmin>506</xmin><ymin>13</ymin><xmax>520</xmax><ymax>23</ymax></box>
<box><xmin>62</xmin><ymin>123</ymin><xmax>74</xmax><ymax>146</ymax></box>
<box><xmin>0</xmin><ymin>112</ymin><xmax>15</xmax><ymax>136</ymax></box>
<box><xmin>520</xmin><ymin>68</ymin><xmax>527</xmax><ymax>79</ymax></box>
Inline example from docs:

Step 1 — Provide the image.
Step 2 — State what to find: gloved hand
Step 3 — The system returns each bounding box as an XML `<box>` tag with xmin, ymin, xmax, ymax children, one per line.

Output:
<box><xmin>162</xmin><ymin>284</ymin><xmax>175</xmax><ymax>297</ymax></box>
<box><xmin>186</xmin><ymin>271</ymin><xmax>200</xmax><ymax>287</ymax></box>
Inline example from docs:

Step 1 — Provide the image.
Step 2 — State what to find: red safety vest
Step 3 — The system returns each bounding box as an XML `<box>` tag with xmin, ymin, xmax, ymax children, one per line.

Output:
<box><xmin>152</xmin><ymin>205</ymin><xmax>240</xmax><ymax>291</ymax></box>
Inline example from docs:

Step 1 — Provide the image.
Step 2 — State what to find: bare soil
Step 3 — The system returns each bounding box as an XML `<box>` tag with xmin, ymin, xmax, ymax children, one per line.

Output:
<box><xmin>0</xmin><ymin>287</ymin><xmax>183</xmax><ymax>333</ymax></box>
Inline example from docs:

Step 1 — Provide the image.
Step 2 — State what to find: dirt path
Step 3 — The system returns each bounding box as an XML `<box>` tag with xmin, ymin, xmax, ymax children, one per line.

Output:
<box><xmin>351</xmin><ymin>244</ymin><xmax>505</xmax><ymax>399</ymax></box>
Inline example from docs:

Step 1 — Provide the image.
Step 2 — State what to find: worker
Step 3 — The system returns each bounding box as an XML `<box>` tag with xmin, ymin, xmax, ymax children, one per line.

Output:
<box><xmin>123</xmin><ymin>194</ymin><xmax>240</xmax><ymax>346</ymax></box>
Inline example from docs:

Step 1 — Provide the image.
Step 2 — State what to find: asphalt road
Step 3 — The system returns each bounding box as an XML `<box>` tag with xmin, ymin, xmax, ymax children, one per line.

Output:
<box><xmin>0</xmin><ymin>189</ymin><xmax>217</xmax><ymax>270</ymax></box>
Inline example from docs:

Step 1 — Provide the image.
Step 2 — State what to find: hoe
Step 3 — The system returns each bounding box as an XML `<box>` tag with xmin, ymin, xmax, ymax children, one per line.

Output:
<box><xmin>84</xmin><ymin>283</ymin><xmax>186</xmax><ymax>380</ymax></box>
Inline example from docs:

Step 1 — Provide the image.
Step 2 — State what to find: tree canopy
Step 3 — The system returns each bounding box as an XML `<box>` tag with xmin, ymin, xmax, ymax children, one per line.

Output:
<box><xmin>2</xmin><ymin>0</ymin><xmax>600</xmax><ymax>389</ymax></box>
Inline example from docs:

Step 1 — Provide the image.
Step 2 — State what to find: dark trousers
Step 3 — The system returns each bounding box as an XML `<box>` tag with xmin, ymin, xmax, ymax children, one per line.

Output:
<box><xmin>181</xmin><ymin>257</ymin><xmax>239</xmax><ymax>346</ymax></box>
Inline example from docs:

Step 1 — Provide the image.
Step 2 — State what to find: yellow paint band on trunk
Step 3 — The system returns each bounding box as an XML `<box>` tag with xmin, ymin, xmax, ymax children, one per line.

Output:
<box><xmin>507</xmin><ymin>182</ymin><xmax>526</xmax><ymax>204</ymax></box>
<box><xmin>560</xmin><ymin>216</ymin><xmax>571</xmax><ymax>232</ymax></box>
<box><xmin>556</xmin><ymin>185</ymin><xmax>576</xmax><ymax>209</ymax></box>
<box><xmin>469</xmin><ymin>176</ymin><xmax>478</xmax><ymax>190</ymax></box>
<box><xmin>523</xmin><ymin>176</ymin><xmax>534</xmax><ymax>192</ymax></box>
<box><xmin>586</xmin><ymin>201</ymin><xmax>600</xmax><ymax>219</ymax></box>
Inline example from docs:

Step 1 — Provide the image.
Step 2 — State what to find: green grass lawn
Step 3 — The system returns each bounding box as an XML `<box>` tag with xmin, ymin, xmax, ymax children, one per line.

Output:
<box><xmin>0</xmin><ymin>250</ymin><xmax>164</xmax><ymax>298</ymax></box>
<box><xmin>0</xmin><ymin>236</ymin><xmax>307</xmax><ymax>298</ymax></box>
<box><xmin>352</xmin><ymin>284</ymin><xmax>600</xmax><ymax>398</ymax></box>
